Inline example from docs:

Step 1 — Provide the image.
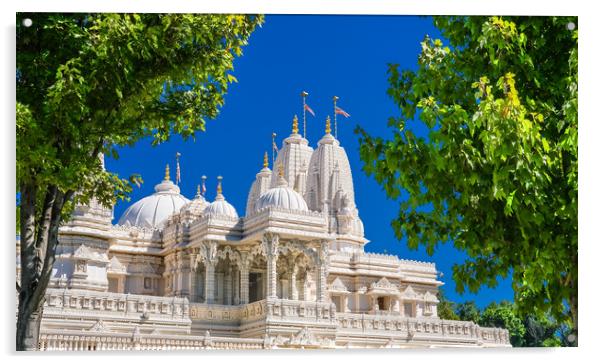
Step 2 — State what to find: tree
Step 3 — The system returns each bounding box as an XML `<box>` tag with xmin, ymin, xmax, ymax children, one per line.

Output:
<box><xmin>16</xmin><ymin>13</ymin><xmax>263</xmax><ymax>350</ymax></box>
<box><xmin>522</xmin><ymin>314</ymin><xmax>562</xmax><ymax>347</ymax></box>
<box><xmin>356</xmin><ymin>16</ymin><xmax>577</xmax><ymax>340</ymax></box>
<box><xmin>455</xmin><ymin>301</ymin><xmax>480</xmax><ymax>323</ymax></box>
<box><xmin>436</xmin><ymin>289</ymin><xmax>459</xmax><ymax>320</ymax></box>
<box><xmin>479</xmin><ymin>301</ymin><xmax>526</xmax><ymax>347</ymax></box>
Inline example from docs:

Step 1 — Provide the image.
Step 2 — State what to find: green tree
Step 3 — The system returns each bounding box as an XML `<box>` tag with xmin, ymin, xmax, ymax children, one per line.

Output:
<box><xmin>479</xmin><ymin>301</ymin><xmax>526</xmax><ymax>347</ymax></box>
<box><xmin>455</xmin><ymin>301</ymin><xmax>480</xmax><ymax>323</ymax></box>
<box><xmin>436</xmin><ymin>289</ymin><xmax>459</xmax><ymax>320</ymax></box>
<box><xmin>16</xmin><ymin>13</ymin><xmax>263</xmax><ymax>350</ymax></box>
<box><xmin>522</xmin><ymin>314</ymin><xmax>562</xmax><ymax>347</ymax></box>
<box><xmin>356</xmin><ymin>16</ymin><xmax>577</xmax><ymax>340</ymax></box>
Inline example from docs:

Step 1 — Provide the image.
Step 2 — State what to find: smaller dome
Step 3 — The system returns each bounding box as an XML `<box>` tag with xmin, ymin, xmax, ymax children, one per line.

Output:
<box><xmin>118</xmin><ymin>177</ymin><xmax>189</xmax><ymax>229</ymax></box>
<box><xmin>255</xmin><ymin>174</ymin><xmax>308</xmax><ymax>212</ymax></box>
<box><xmin>205</xmin><ymin>194</ymin><xmax>238</xmax><ymax>218</ymax></box>
<box><xmin>181</xmin><ymin>186</ymin><xmax>209</xmax><ymax>217</ymax></box>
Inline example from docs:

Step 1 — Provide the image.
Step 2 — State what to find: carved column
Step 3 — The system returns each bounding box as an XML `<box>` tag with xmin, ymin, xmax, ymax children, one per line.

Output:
<box><xmin>240</xmin><ymin>253</ymin><xmax>250</xmax><ymax>304</ymax></box>
<box><xmin>301</xmin><ymin>272</ymin><xmax>309</xmax><ymax>301</ymax></box>
<box><xmin>290</xmin><ymin>264</ymin><xmax>298</xmax><ymax>300</ymax></box>
<box><xmin>177</xmin><ymin>253</ymin><xmax>185</xmax><ymax>296</ymax></box>
<box><xmin>225</xmin><ymin>266</ymin><xmax>232</xmax><ymax>305</ymax></box>
<box><xmin>233</xmin><ymin>266</ymin><xmax>240</xmax><ymax>305</ymax></box>
<box><xmin>203</xmin><ymin>241</ymin><xmax>218</xmax><ymax>304</ymax></box>
<box><xmin>189</xmin><ymin>267</ymin><xmax>196</xmax><ymax>302</ymax></box>
<box><xmin>205</xmin><ymin>262</ymin><xmax>215</xmax><ymax>304</ymax></box>
<box><xmin>264</xmin><ymin>234</ymin><xmax>279</xmax><ymax>299</ymax></box>
<box><xmin>316</xmin><ymin>241</ymin><xmax>329</xmax><ymax>302</ymax></box>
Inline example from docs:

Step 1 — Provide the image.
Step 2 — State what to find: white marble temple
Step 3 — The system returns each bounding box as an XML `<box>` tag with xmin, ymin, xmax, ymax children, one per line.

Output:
<box><xmin>26</xmin><ymin>116</ymin><xmax>510</xmax><ymax>350</ymax></box>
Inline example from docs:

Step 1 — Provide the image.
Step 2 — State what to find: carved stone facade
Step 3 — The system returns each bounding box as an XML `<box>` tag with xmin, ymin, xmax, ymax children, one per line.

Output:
<box><xmin>23</xmin><ymin>119</ymin><xmax>510</xmax><ymax>350</ymax></box>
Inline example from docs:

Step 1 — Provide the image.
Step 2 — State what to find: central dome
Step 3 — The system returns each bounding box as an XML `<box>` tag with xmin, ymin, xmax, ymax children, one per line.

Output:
<box><xmin>118</xmin><ymin>174</ymin><xmax>190</xmax><ymax>229</ymax></box>
<box><xmin>255</xmin><ymin>174</ymin><xmax>308</xmax><ymax>212</ymax></box>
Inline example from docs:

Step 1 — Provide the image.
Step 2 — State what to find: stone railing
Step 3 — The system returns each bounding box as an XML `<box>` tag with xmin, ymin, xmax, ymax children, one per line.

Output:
<box><xmin>335</xmin><ymin>312</ymin><xmax>510</xmax><ymax>347</ymax></box>
<box><xmin>265</xmin><ymin>298</ymin><xmax>337</xmax><ymax>324</ymax></box>
<box><xmin>43</xmin><ymin>288</ymin><xmax>191</xmax><ymax>324</ymax></box>
<box><xmin>188</xmin><ymin>298</ymin><xmax>336</xmax><ymax>326</ymax></box>
<box><xmin>38</xmin><ymin>330</ymin><xmax>265</xmax><ymax>351</ymax></box>
<box><xmin>189</xmin><ymin>299</ymin><xmax>267</xmax><ymax>324</ymax></box>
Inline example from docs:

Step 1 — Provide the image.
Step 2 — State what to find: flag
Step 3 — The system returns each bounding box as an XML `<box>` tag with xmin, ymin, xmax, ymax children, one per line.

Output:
<box><xmin>304</xmin><ymin>103</ymin><xmax>315</xmax><ymax>117</ymax></box>
<box><xmin>201</xmin><ymin>182</ymin><xmax>206</xmax><ymax>196</ymax></box>
<box><xmin>335</xmin><ymin>106</ymin><xmax>350</xmax><ymax>118</ymax></box>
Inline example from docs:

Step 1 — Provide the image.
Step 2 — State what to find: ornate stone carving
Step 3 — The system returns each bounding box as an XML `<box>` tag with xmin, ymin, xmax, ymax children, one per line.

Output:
<box><xmin>75</xmin><ymin>260</ymin><xmax>87</xmax><ymax>273</ymax></box>
<box><xmin>261</xmin><ymin>233</ymin><xmax>280</xmax><ymax>257</ymax></box>
<box><xmin>198</xmin><ymin>241</ymin><xmax>218</xmax><ymax>266</ymax></box>
<box><xmin>88</xmin><ymin>319</ymin><xmax>108</xmax><ymax>332</ymax></box>
<box><xmin>328</xmin><ymin>277</ymin><xmax>349</xmax><ymax>293</ymax></box>
<box><xmin>216</xmin><ymin>245</ymin><xmax>242</xmax><ymax>269</ymax></box>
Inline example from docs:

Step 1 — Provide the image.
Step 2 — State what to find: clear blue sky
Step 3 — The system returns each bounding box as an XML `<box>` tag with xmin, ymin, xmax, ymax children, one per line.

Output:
<box><xmin>106</xmin><ymin>15</ymin><xmax>514</xmax><ymax>308</ymax></box>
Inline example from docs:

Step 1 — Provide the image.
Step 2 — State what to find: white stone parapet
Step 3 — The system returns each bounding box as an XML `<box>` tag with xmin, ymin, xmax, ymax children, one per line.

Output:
<box><xmin>334</xmin><ymin>312</ymin><xmax>511</xmax><ymax>347</ymax></box>
<box><xmin>42</xmin><ymin>288</ymin><xmax>191</xmax><ymax>334</ymax></box>
<box><xmin>35</xmin><ymin>288</ymin><xmax>510</xmax><ymax>349</ymax></box>
<box><xmin>38</xmin><ymin>330</ymin><xmax>265</xmax><ymax>351</ymax></box>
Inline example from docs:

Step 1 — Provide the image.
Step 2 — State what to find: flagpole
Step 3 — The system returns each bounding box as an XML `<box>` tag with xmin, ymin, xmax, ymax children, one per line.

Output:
<box><xmin>175</xmin><ymin>152</ymin><xmax>181</xmax><ymax>185</ymax></box>
<box><xmin>271</xmin><ymin>132</ymin><xmax>277</xmax><ymax>168</ymax></box>
<box><xmin>301</xmin><ymin>91</ymin><xmax>308</xmax><ymax>138</ymax></box>
<box><xmin>333</xmin><ymin>96</ymin><xmax>339</xmax><ymax>139</ymax></box>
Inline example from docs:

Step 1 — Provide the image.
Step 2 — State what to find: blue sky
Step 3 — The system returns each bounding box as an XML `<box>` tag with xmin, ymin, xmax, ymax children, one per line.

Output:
<box><xmin>106</xmin><ymin>15</ymin><xmax>514</xmax><ymax>308</ymax></box>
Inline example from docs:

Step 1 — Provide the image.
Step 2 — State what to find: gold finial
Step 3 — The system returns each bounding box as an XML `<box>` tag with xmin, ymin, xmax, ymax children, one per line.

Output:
<box><xmin>263</xmin><ymin>151</ymin><xmax>269</xmax><ymax>169</ymax></box>
<box><xmin>164</xmin><ymin>164</ymin><xmax>170</xmax><ymax>181</ymax></box>
<box><xmin>217</xmin><ymin>175</ymin><xmax>223</xmax><ymax>195</ymax></box>
<box><xmin>278</xmin><ymin>162</ymin><xmax>284</xmax><ymax>178</ymax></box>
<box><xmin>292</xmin><ymin>115</ymin><xmax>299</xmax><ymax>134</ymax></box>
<box><xmin>325</xmin><ymin>115</ymin><xmax>332</xmax><ymax>134</ymax></box>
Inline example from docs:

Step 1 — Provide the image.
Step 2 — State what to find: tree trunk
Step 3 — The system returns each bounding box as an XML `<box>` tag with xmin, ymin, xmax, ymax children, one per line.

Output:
<box><xmin>569</xmin><ymin>291</ymin><xmax>578</xmax><ymax>346</ymax></box>
<box><xmin>16</xmin><ymin>299</ymin><xmax>44</xmax><ymax>351</ymax></box>
<box><xmin>16</xmin><ymin>183</ymin><xmax>70</xmax><ymax>351</ymax></box>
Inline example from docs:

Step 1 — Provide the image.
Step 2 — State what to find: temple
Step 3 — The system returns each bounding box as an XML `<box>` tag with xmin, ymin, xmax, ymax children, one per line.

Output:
<box><xmin>27</xmin><ymin>113</ymin><xmax>510</xmax><ymax>350</ymax></box>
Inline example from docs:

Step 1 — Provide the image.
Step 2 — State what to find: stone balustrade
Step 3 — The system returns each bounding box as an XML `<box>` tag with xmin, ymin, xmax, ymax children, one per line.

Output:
<box><xmin>265</xmin><ymin>298</ymin><xmax>337</xmax><ymax>324</ymax></box>
<box><xmin>335</xmin><ymin>312</ymin><xmax>510</xmax><ymax>346</ymax></box>
<box><xmin>188</xmin><ymin>298</ymin><xmax>336</xmax><ymax>325</ymax></box>
<box><xmin>37</xmin><ymin>289</ymin><xmax>509</xmax><ymax>349</ymax></box>
<box><xmin>38</xmin><ymin>330</ymin><xmax>265</xmax><ymax>351</ymax></box>
<box><xmin>43</xmin><ymin>288</ymin><xmax>191</xmax><ymax>323</ymax></box>
<box><xmin>189</xmin><ymin>299</ymin><xmax>267</xmax><ymax>323</ymax></box>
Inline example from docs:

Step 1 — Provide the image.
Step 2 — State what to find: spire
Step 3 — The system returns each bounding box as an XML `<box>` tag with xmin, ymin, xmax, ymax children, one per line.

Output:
<box><xmin>325</xmin><ymin>115</ymin><xmax>332</xmax><ymax>135</ymax></box>
<box><xmin>164</xmin><ymin>164</ymin><xmax>171</xmax><ymax>181</ymax></box>
<box><xmin>263</xmin><ymin>151</ymin><xmax>269</xmax><ymax>169</ymax></box>
<box><xmin>277</xmin><ymin>162</ymin><xmax>287</xmax><ymax>187</ymax></box>
<box><xmin>292</xmin><ymin>114</ymin><xmax>299</xmax><ymax>135</ymax></box>
<box><xmin>217</xmin><ymin>175</ymin><xmax>223</xmax><ymax>196</ymax></box>
<box><xmin>196</xmin><ymin>184</ymin><xmax>201</xmax><ymax>197</ymax></box>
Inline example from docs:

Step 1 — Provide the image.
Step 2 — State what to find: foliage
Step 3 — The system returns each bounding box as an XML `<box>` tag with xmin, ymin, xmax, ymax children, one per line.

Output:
<box><xmin>356</xmin><ymin>16</ymin><xmax>578</xmax><ymax>334</ymax></box>
<box><xmin>522</xmin><ymin>314</ymin><xmax>561</xmax><ymax>347</ymax></box>
<box><xmin>479</xmin><ymin>301</ymin><xmax>526</xmax><ymax>347</ymax></box>
<box><xmin>16</xmin><ymin>13</ymin><xmax>263</xmax><ymax>350</ymax></box>
<box><xmin>436</xmin><ymin>289</ymin><xmax>459</xmax><ymax>320</ymax></box>
<box><xmin>455</xmin><ymin>301</ymin><xmax>480</xmax><ymax>323</ymax></box>
<box><xmin>439</xmin><ymin>297</ymin><xmax>565</xmax><ymax>347</ymax></box>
